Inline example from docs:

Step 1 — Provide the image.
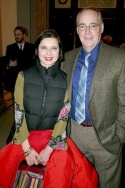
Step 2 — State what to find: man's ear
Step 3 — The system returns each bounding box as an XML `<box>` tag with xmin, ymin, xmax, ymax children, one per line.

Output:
<box><xmin>101</xmin><ymin>23</ymin><xmax>104</xmax><ymax>34</ymax></box>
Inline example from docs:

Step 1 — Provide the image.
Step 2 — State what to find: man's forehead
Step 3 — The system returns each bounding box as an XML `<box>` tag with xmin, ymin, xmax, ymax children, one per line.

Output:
<box><xmin>14</xmin><ymin>30</ymin><xmax>23</xmax><ymax>35</ymax></box>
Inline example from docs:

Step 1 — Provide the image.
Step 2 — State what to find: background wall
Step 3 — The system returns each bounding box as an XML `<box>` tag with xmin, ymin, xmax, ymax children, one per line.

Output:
<box><xmin>49</xmin><ymin>0</ymin><xmax>125</xmax><ymax>52</ymax></box>
<box><xmin>0</xmin><ymin>0</ymin><xmax>17</xmax><ymax>56</ymax></box>
<box><xmin>17</xmin><ymin>0</ymin><xmax>34</xmax><ymax>43</ymax></box>
<box><xmin>0</xmin><ymin>0</ymin><xmax>47</xmax><ymax>56</ymax></box>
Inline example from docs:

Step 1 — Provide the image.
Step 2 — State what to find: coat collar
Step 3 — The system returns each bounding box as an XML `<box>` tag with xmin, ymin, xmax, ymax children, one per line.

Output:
<box><xmin>36</xmin><ymin>59</ymin><xmax>60</xmax><ymax>77</ymax></box>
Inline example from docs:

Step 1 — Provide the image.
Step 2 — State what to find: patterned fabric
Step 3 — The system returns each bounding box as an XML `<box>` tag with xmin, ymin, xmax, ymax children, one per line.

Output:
<box><xmin>48</xmin><ymin>92</ymin><xmax>70</xmax><ymax>149</ymax></box>
<box><xmin>13</xmin><ymin>163</ymin><xmax>45</xmax><ymax>188</ymax></box>
<box><xmin>75</xmin><ymin>53</ymin><xmax>90</xmax><ymax>124</ymax></box>
<box><xmin>14</xmin><ymin>102</ymin><xmax>25</xmax><ymax>133</ymax></box>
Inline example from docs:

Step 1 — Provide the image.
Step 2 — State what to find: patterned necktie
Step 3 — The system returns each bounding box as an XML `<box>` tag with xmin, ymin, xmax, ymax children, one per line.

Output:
<box><xmin>75</xmin><ymin>53</ymin><xmax>90</xmax><ymax>124</ymax></box>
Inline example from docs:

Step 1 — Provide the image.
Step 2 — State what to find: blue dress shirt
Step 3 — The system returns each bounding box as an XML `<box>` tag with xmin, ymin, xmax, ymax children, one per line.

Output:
<box><xmin>70</xmin><ymin>42</ymin><xmax>101</xmax><ymax>123</ymax></box>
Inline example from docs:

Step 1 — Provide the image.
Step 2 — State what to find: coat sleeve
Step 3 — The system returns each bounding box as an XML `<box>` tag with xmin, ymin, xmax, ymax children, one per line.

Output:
<box><xmin>12</xmin><ymin>72</ymin><xmax>29</xmax><ymax>144</ymax></box>
<box><xmin>48</xmin><ymin>91</ymin><xmax>71</xmax><ymax>150</ymax></box>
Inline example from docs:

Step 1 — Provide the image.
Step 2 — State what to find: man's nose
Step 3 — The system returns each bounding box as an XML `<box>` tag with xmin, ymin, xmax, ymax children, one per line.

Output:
<box><xmin>85</xmin><ymin>26</ymin><xmax>91</xmax><ymax>33</ymax></box>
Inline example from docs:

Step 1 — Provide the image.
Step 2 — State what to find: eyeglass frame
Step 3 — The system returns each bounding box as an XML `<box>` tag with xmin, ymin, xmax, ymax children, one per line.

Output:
<box><xmin>77</xmin><ymin>22</ymin><xmax>102</xmax><ymax>31</ymax></box>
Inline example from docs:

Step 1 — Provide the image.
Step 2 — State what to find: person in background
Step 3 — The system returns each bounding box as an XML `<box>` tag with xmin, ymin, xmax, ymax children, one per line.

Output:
<box><xmin>0</xmin><ymin>29</ymin><xmax>98</xmax><ymax>188</ymax></box>
<box><xmin>62</xmin><ymin>7</ymin><xmax>125</xmax><ymax>188</ymax></box>
<box><xmin>4</xmin><ymin>26</ymin><xmax>35</xmax><ymax>93</ymax></box>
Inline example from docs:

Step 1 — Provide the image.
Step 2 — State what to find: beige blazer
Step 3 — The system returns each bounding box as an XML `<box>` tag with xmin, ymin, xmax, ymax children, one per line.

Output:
<box><xmin>62</xmin><ymin>42</ymin><xmax>125</xmax><ymax>154</ymax></box>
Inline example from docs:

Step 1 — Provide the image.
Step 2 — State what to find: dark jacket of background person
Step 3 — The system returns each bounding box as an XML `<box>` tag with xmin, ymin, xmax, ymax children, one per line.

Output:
<box><xmin>4</xmin><ymin>42</ymin><xmax>35</xmax><ymax>92</ymax></box>
<box><xmin>6</xmin><ymin>42</ymin><xmax>35</xmax><ymax>70</ymax></box>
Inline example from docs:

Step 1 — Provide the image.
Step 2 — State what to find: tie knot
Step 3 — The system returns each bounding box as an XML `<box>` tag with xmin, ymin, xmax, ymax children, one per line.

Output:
<box><xmin>85</xmin><ymin>53</ymin><xmax>90</xmax><ymax>59</ymax></box>
<box><xmin>85</xmin><ymin>53</ymin><xmax>90</xmax><ymax>67</ymax></box>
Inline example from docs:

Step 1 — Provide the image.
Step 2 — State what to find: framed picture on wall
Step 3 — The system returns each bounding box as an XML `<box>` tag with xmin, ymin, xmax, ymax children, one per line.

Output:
<box><xmin>55</xmin><ymin>0</ymin><xmax>71</xmax><ymax>8</ymax></box>
<box><xmin>78</xmin><ymin>0</ymin><xmax>116</xmax><ymax>8</ymax></box>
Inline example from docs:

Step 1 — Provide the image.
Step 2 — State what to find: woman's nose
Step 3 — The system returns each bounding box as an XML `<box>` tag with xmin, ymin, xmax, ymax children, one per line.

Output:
<box><xmin>46</xmin><ymin>49</ymin><xmax>51</xmax><ymax>55</ymax></box>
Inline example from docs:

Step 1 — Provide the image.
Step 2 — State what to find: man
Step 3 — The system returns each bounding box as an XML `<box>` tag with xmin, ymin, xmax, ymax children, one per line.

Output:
<box><xmin>62</xmin><ymin>7</ymin><xmax>125</xmax><ymax>188</ymax></box>
<box><xmin>4</xmin><ymin>26</ymin><xmax>35</xmax><ymax>93</ymax></box>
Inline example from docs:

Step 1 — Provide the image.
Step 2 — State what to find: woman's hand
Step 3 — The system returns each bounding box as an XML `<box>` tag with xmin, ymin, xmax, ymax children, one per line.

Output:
<box><xmin>22</xmin><ymin>139</ymin><xmax>41</xmax><ymax>166</ymax></box>
<box><xmin>39</xmin><ymin>145</ymin><xmax>54</xmax><ymax>166</ymax></box>
<box><xmin>25</xmin><ymin>149</ymin><xmax>41</xmax><ymax>166</ymax></box>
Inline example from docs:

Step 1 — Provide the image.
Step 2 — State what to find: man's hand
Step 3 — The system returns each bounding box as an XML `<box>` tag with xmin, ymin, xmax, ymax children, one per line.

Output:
<box><xmin>8</xmin><ymin>60</ymin><xmax>17</xmax><ymax>67</ymax></box>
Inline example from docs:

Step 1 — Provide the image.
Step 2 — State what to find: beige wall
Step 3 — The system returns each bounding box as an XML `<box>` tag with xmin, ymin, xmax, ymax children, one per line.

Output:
<box><xmin>0</xmin><ymin>0</ymin><xmax>17</xmax><ymax>56</ymax></box>
<box><xmin>0</xmin><ymin>0</ymin><xmax>48</xmax><ymax>56</ymax></box>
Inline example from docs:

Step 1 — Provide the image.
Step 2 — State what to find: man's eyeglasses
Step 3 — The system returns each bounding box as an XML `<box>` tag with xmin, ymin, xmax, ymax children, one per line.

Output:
<box><xmin>77</xmin><ymin>23</ymin><xmax>102</xmax><ymax>31</ymax></box>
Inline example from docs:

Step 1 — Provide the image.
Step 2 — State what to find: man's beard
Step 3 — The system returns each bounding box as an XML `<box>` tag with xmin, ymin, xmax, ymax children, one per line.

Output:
<box><xmin>15</xmin><ymin>38</ymin><xmax>24</xmax><ymax>43</ymax></box>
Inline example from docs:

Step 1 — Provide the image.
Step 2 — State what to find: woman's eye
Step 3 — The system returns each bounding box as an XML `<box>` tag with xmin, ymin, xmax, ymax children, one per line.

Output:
<box><xmin>52</xmin><ymin>47</ymin><xmax>58</xmax><ymax>50</ymax></box>
<box><xmin>41</xmin><ymin>46</ymin><xmax>46</xmax><ymax>50</ymax></box>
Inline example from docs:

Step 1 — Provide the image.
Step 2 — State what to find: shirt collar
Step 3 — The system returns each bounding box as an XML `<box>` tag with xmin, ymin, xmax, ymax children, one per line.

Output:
<box><xmin>17</xmin><ymin>43</ymin><xmax>25</xmax><ymax>50</ymax></box>
<box><xmin>82</xmin><ymin>41</ymin><xmax>102</xmax><ymax>62</ymax></box>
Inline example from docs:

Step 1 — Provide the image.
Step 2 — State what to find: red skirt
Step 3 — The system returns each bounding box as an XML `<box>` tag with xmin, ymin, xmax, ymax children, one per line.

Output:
<box><xmin>0</xmin><ymin>130</ymin><xmax>98</xmax><ymax>188</ymax></box>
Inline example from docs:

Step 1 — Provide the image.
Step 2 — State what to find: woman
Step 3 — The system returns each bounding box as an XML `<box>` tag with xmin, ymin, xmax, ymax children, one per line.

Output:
<box><xmin>0</xmin><ymin>30</ymin><xmax>98</xmax><ymax>188</ymax></box>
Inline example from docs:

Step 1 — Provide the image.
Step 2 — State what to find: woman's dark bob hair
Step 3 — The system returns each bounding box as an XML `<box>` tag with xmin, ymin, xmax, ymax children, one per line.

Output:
<box><xmin>34</xmin><ymin>29</ymin><xmax>63</xmax><ymax>62</ymax></box>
